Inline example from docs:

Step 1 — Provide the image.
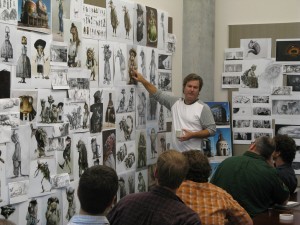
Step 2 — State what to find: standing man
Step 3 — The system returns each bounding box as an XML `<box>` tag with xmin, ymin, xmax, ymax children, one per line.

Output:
<box><xmin>211</xmin><ymin>136</ymin><xmax>290</xmax><ymax>217</ymax></box>
<box><xmin>107</xmin><ymin>150</ymin><xmax>201</xmax><ymax>225</ymax></box>
<box><xmin>133</xmin><ymin>71</ymin><xmax>216</xmax><ymax>151</ymax></box>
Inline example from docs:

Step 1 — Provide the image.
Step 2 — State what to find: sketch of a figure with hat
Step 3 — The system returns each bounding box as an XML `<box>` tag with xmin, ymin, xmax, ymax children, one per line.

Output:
<box><xmin>34</xmin><ymin>39</ymin><xmax>49</xmax><ymax>79</ymax></box>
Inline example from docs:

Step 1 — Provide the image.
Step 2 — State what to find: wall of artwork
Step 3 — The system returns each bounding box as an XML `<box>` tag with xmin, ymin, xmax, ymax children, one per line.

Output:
<box><xmin>0</xmin><ymin>0</ymin><xmax>179</xmax><ymax>224</ymax></box>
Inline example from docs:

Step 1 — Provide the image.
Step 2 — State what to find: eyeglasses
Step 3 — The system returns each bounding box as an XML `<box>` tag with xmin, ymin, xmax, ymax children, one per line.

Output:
<box><xmin>251</xmin><ymin>141</ymin><xmax>256</xmax><ymax>145</ymax></box>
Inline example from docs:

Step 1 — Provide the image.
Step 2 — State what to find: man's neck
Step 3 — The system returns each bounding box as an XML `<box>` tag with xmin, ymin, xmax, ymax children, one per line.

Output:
<box><xmin>159</xmin><ymin>185</ymin><xmax>177</xmax><ymax>194</ymax></box>
<box><xmin>79</xmin><ymin>209</ymin><xmax>105</xmax><ymax>216</ymax></box>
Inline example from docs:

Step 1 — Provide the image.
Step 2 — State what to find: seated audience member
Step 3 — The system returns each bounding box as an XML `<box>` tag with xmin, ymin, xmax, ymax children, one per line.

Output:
<box><xmin>107</xmin><ymin>150</ymin><xmax>201</xmax><ymax>225</ymax></box>
<box><xmin>177</xmin><ymin>150</ymin><xmax>253</xmax><ymax>225</ymax></box>
<box><xmin>210</xmin><ymin>136</ymin><xmax>289</xmax><ymax>217</ymax></box>
<box><xmin>273</xmin><ymin>134</ymin><xmax>298</xmax><ymax>194</ymax></box>
<box><xmin>68</xmin><ymin>165</ymin><xmax>118</xmax><ymax>225</ymax></box>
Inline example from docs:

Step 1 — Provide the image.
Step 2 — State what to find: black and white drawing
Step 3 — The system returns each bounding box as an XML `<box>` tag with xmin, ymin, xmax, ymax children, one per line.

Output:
<box><xmin>134</xmin><ymin>3</ymin><xmax>146</xmax><ymax>45</ymax></box>
<box><xmin>0</xmin><ymin>0</ymin><xmax>17</xmax><ymax>25</ymax></box>
<box><xmin>136</xmin><ymin>129</ymin><xmax>147</xmax><ymax>169</ymax></box>
<box><xmin>240</xmin><ymin>38</ymin><xmax>271</xmax><ymax>59</ymax></box>
<box><xmin>102</xmin><ymin>129</ymin><xmax>116</xmax><ymax>171</ymax></box>
<box><xmin>50</xmin><ymin>42</ymin><xmax>68</xmax><ymax>66</ymax></box>
<box><xmin>117</xmin><ymin>170</ymin><xmax>135</xmax><ymax>201</ymax></box>
<box><xmin>135</xmin><ymin>169</ymin><xmax>147</xmax><ymax>193</ymax></box>
<box><xmin>8</xmin><ymin>180</ymin><xmax>29</xmax><ymax>204</ymax></box>
<box><xmin>272</xmin><ymin>99</ymin><xmax>300</xmax><ymax>115</ymax></box>
<box><xmin>158</xmin><ymin>71</ymin><xmax>171</xmax><ymax>91</ymax></box>
<box><xmin>116</xmin><ymin>112</ymin><xmax>135</xmax><ymax>143</ymax></box>
<box><xmin>82</xmin><ymin>39</ymin><xmax>99</xmax><ymax>85</ymax></box>
<box><xmin>37</xmin><ymin>89</ymin><xmax>65</xmax><ymax>125</ymax></box>
<box><xmin>99</xmin><ymin>41</ymin><xmax>113</xmax><ymax>86</ymax></box>
<box><xmin>136</xmin><ymin>88</ymin><xmax>147</xmax><ymax>129</ymax></box>
<box><xmin>83</xmin><ymin>3</ymin><xmax>106</xmax><ymax>40</ymax></box>
<box><xmin>51</xmin><ymin>67</ymin><xmax>69</xmax><ymax>89</ymax></box>
<box><xmin>103</xmin><ymin>90</ymin><xmax>116</xmax><ymax>130</ymax></box>
<box><xmin>89</xmin><ymin>89</ymin><xmax>103</xmax><ymax>134</ymax></box>
<box><xmin>287</xmin><ymin>75</ymin><xmax>300</xmax><ymax>92</ymax></box>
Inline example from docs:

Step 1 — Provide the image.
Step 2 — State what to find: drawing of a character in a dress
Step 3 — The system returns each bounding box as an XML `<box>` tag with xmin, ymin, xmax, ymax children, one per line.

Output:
<box><xmin>103</xmin><ymin>44</ymin><xmax>112</xmax><ymax>84</ymax></box>
<box><xmin>140</xmin><ymin>49</ymin><xmax>146</xmax><ymax>78</ymax></box>
<box><xmin>68</xmin><ymin>23</ymin><xmax>81</xmax><ymax>67</ymax></box>
<box><xmin>136</xmin><ymin>4</ymin><xmax>144</xmax><ymax>42</ymax></box>
<box><xmin>148</xmin><ymin>9</ymin><xmax>157</xmax><ymax>43</ymax></box>
<box><xmin>1</xmin><ymin>26</ymin><xmax>13</xmax><ymax>62</ymax></box>
<box><xmin>149</xmin><ymin>49</ymin><xmax>156</xmax><ymax>85</ymax></box>
<box><xmin>16</xmin><ymin>36</ymin><xmax>31</xmax><ymax>83</ymax></box>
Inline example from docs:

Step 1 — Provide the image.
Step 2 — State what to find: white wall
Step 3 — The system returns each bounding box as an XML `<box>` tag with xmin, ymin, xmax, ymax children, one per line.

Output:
<box><xmin>135</xmin><ymin>0</ymin><xmax>183</xmax><ymax>96</ymax></box>
<box><xmin>214</xmin><ymin>0</ymin><xmax>300</xmax><ymax>101</ymax></box>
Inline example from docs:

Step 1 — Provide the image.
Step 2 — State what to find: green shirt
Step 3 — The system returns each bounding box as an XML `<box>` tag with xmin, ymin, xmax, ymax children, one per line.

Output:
<box><xmin>210</xmin><ymin>151</ymin><xmax>289</xmax><ymax>217</ymax></box>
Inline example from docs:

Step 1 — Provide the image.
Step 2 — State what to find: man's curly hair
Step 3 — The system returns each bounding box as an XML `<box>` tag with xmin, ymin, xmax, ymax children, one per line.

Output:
<box><xmin>183</xmin><ymin>150</ymin><xmax>211</xmax><ymax>183</ymax></box>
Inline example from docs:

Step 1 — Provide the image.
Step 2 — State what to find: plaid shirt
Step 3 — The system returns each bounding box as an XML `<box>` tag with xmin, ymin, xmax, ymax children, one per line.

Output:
<box><xmin>108</xmin><ymin>185</ymin><xmax>201</xmax><ymax>225</ymax></box>
<box><xmin>177</xmin><ymin>181</ymin><xmax>252</xmax><ymax>225</ymax></box>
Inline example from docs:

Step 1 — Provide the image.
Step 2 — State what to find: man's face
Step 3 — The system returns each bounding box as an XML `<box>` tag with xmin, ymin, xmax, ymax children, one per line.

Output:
<box><xmin>183</xmin><ymin>80</ymin><xmax>200</xmax><ymax>104</ymax></box>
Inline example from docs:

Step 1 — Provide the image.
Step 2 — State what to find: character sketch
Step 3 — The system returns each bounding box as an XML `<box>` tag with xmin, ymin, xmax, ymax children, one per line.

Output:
<box><xmin>103</xmin><ymin>131</ymin><xmax>116</xmax><ymax>170</ymax></box>
<box><xmin>137</xmin><ymin>172</ymin><xmax>146</xmax><ymax>192</ymax></box>
<box><xmin>137</xmin><ymin>92</ymin><xmax>146</xmax><ymax>126</ymax></box>
<box><xmin>160</xmin><ymin>12</ymin><xmax>165</xmax><ymax>43</ymax></box>
<box><xmin>82</xmin><ymin>102</ymin><xmax>89</xmax><ymax>129</ymax></box>
<box><xmin>16</xmin><ymin>36</ymin><xmax>31</xmax><ymax>83</ymax></box>
<box><xmin>34</xmin><ymin>160</ymin><xmax>51</xmax><ymax>193</ymax></box>
<box><xmin>1</xmin><ymin>26</ymin><xmax>13</xmax><ymax>62</ymax></box>
<box><xmin>119</xmin><ymin>115</ymin><xmax>134</xmax><ymax>141</ymax></box>
<box><xmin>126</xmin><ymin>87</ymin><xmax>135</xmax><ymax>112</ymax></box>
<box><xmin>150</xmin><ymin>128</ymin><xmax>157</xmax><ymax>158</ymax></box>
<box><xmin>128</xmin><ymin>175</ymin><xmax>134</xmax><ymax>194</ymax></box>
<box><xmin>116</xmin><ymin>88</ymin><xmax>126</xmax><ymax>113</ymax></box>
<box><xmin>128</xmin><ymin>48</ymin><xmax>137</xmax><ymax>85</ymax></box>
<box><xmin>91</xmin><ymin>138</ymin><xmax>100</xmax><ymax>161</ymax></box>
<box><xmin>26</xmin><ymin>199</ymin><xmax>39</xmax><ymax>225</ymax></box>
<box><xmin>147</xmin><ymin>9</ymin><xmax>157</xmax><ymax>43</ymax></box>
<box><xmin>140</xmin><ymin>49</ymin><xmax>146</xmax><ymax>77</ymax></box>
<box><xmin>122</xmin><ymin>5</ymin><xmax>131</xmax><ymax>39</ymax></box>
<box><xmin>19</xmin><ymin>95</ymin><xmax>37</xmax><ymax>122</ymax></box>
<box><xmin>68</xmin><ymin>23</ymin><xmax>81</xmax><ymax>67</ymax></box>
<box><xmin>31</xmin><ymin>124</ymin><xmax>48</xmax><ymax>158</ymax></box>
<box><xmin>46</xmin><ymin>197</ymin><xmax>60</xmax><ymax>225</ymax></box>
<box><xmin>11</xmin><ymin>131</ymin><xmax>27</xmax><ymax>177</ymax></box>
<box><xmin>108</xmin><ymin>0</ymin><xmax>119</xmax><ymax>37</ymax></box>
<box><xmin>0</xmin><ymin>205</ymin><xmax>15</xmax><ymax>219</ymax></box>
<box><xmin>247</xmin><ymin>40</ymin><xmax>260</xmax><ymax>56</ymax></box>
<box><xmin>149</xmin><ymin>49</ymin><xmax>156</xmax><ymax>85</ymax></box>
<box><xmin>241</xmin><ymin>65</ymin><xmax>258</xmax><ymax>88</ymax></box>
<box><xmin>160</xmin><ymin>136</ymin><xmax>166</xmax><ymax>152</ymax></box>
<box><xmin>77</xmin><ymin>140</ymin><xmax>88</xmax><ymax>177</ymax></box>
<box><xmin>34</xmin><ymin>39</ymin><xmax>49</xmax><ymax>79</ymax></box>
<box><xmin>57</xmin><ymin>0</ymin><xmax>64</xmax><ymax>36</ymax></box>
<box><xmin>105</xmin><ymin>92</ymin><xmax>116</xmax><ymax>127</ymax></box>
<box><xmin>117</xmin><ymin>143</ymin><xmax>127</xmax><ymax>163</ymax></box>
<box><xmin>86</xmin><ymin>48</ymin><xmax>98</xmax><ymax>81</ymax></box>
<box><xmin>124</xmin><ymin>152</ymin><xmax>135</xmax><ymax>168</ymax></box>
<box><xmin>136</xmin><ymin>4</ymin><xmax>144</xmax><ymax>42</ymax></box>
<box><xmin>59</xmin><ymin>136</ymin><xmax>71</xmax><ymax>173</ymax></box>
<box><xmin>158</xmin><ymin>104</ymin><xmax>164</xmax><ymax>131</ymax></box>
<box><xmin>148</xmin><ymin>95</ymin><xmax>157</xmax><ymax>120</ymax></box>
<box><xmin>115</xmin><ymin>48</ymin><xmax>126</xmax><ymax>81</ymax></box>
<box><xmin>39</xmin><ymin>95</ymin><xmax>63</xmax><ymax>124</ymax></box>
<box><xmin>65</xmin><ymin>187</ymin><xmax>75</xmax><ymax>221</ymax></box>
<box><xmin>118</xmin><ymin>177</ymin><xmax>126</xmax><ymax>199</ymax></box>
<box><xmin>103</xmin><ymin>44</ymin><xmax>112</xmax><ymax>84</ymax></box>
<box><xmin>137</xmin><ymin>132</ymin><xmax>146</xmax><ymax>168</ymax></box>
<box><xmin>90</xmin><ymin>90</ymin><xmax>103</xmax><ymax>133</ymax></box>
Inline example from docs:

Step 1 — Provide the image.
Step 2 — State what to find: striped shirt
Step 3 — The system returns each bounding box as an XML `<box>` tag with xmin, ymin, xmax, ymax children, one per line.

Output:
<box><xmin>67</xmin><ymin>215</ymin><xmax>109</xmax><ymax>225</ymax></box>
<box><xmin>177</xmin><ymin>180</ymin><xmax>252</xmax><ymax>225</ymax></box>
